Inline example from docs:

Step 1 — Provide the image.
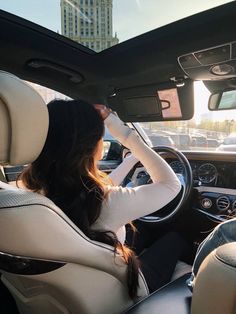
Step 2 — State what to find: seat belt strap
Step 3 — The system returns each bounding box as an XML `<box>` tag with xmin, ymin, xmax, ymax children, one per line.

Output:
<box><xmin>0</xmin><ymin>166</ymin><xmax>7</xmax><ymax>183</ymax></box>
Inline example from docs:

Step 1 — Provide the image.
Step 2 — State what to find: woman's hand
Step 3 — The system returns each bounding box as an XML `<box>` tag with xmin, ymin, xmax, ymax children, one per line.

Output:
<box><xmin>94</xmin><ymin>104</ymin><xmax>111</xmax><ymax>120</ymax></box>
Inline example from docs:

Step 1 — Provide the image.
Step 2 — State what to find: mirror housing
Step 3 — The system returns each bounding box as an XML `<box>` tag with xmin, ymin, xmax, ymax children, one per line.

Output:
<box><xmin>209</xmin><ymin>89</ymin><xmax>236</xmax><ymax>111</ymax></box>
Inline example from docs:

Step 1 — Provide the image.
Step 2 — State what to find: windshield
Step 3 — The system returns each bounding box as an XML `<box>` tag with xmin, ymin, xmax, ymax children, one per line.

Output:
<box><xmin>0</xmin><ymin>0</ymin><xmax>233</xmax><ymax>52</ymax></box>
<box><xmin>139</xmin><ymin>81</ymin><xmax>236</xmax><ymax>152</ymax></box>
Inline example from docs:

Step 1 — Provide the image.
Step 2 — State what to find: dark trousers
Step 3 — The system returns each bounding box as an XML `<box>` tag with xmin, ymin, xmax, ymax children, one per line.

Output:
<box><xmin>126</xmin><ymin>227</ymin><xmax>187</xmax><ymax>293</ymax></box>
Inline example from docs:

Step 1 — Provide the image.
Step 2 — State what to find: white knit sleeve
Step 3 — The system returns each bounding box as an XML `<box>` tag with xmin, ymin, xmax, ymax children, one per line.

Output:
<box><xmin>100</xmin><ymin>113</ymin><xmax>181</xmax><ymax>230</ymax></box>
<box><xmin>108</xmin><ymin>154</ymin><xmax>138</xmax><ymax>186</ymax></box>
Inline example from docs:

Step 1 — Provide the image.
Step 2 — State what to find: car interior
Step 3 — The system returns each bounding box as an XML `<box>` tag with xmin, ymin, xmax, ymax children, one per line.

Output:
<box><xmin>0</xmin><ymin>1</ymin><xmax>236</xmax><ymax>314</ymax></box>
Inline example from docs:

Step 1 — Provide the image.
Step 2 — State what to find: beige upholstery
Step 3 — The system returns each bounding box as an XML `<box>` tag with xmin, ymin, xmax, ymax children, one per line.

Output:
<box><xmin>191</xmin><ymin>242</ymin><xmax>236</xmax><ymax>314</ymax></box>
<box><xmin>0</xmin><ymin>71</ymin><xmax>48</xmax><ymax>165</ymax></box>
<box><xmin>0</xmin><ymin>71</ymin><xmax>148</xmax><ymax>314</ymax></box>
<box><xmin>0</xmin><ymin>189</ymin><xmax>148</xmax><ymax>314</ymax></box>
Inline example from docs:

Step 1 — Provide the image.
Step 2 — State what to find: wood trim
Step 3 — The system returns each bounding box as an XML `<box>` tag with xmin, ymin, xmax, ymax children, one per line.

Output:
<box><xmin>195</xmin><ymin>186</ymin><xmax>236</xmax><ymax>196</ymax></box>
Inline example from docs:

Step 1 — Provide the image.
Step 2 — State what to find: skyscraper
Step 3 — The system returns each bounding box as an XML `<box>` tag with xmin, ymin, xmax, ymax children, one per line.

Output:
<box><xmin>60</xmin><ymin>0</ymin><xmax>119</xmax><ymax>52</ymax></box>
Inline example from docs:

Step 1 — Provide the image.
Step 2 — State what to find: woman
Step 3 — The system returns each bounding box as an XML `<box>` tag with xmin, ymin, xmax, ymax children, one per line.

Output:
<box><xmin>20</xmin><ymin>99</ymin><xmax>185</xmax><ymax>299</ymax></box>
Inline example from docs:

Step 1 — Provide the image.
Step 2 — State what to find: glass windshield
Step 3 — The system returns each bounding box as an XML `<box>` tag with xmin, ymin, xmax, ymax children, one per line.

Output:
<box><xmin>0</xmin><ymin>0</ymin><xmax>233</xmax><ymax>52</ymax></box>
<box><xmin>139</xmin><ymin>81</ymin><xmax>236</xmax><ymax>152</ymax></box>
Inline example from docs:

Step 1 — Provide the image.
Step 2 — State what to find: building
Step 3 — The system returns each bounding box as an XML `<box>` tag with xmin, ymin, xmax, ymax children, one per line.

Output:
<box><xmin>27</xmin><ymin>82</ymin><xmax>70</xmax><ymax>103</ymax></box>
<box><xmin>60</xmin><ymin>0</ymin><xmax>119</xmax><ymax>52</ymax></box>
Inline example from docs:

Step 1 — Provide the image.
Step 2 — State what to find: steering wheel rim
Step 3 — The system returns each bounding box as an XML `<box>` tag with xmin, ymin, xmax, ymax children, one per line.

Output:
<box><xmin>136</xmin><ymin>146</ymin><xmax>193</xmax><ymax>224</ymax></box>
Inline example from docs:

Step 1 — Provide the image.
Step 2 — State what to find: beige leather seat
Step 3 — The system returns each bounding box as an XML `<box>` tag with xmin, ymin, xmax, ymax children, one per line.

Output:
<box><xmin>125</xmin><ymin>242</ymin><xmax>236</xmax><ymax>314</ymax></box>
<box><xmin>191</xmin><ymin>242</ymin><xmax>236</xmax><ymax>314</ymax></box>
<box><xmin>0</xmin><ymin>71</ymin><xmax>148</xmax><ymax>314</ymax></box>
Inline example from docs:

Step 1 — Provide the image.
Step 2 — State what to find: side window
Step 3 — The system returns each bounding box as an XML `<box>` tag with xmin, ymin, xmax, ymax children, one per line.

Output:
<box><xmin>27</xmin><ymin>82</ymin><xmax>71</xmax><ymax>103</ymax></box>
<box><xmin>102</xmin><ymin>127</ymin><xmax>122</xmax><ymax>161</ymax></box>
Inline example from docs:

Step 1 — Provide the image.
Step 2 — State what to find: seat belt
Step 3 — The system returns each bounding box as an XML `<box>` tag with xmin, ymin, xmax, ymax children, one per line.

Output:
<box><xmin>0</xmin><ymin>167</ymin><xmax>18</xmax><ymax>190</ymax></box>
<box><xmin>0</xmin><ymin>166</ymin><xmax>7</xmax><ymax>183</ymax></box>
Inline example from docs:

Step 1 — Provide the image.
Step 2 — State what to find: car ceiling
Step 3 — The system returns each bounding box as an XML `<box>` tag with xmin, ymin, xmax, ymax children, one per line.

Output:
<box><xmin>0</xmin><ymin>1</ymin><xmax>236</xmax><ymax>103</ymax></box>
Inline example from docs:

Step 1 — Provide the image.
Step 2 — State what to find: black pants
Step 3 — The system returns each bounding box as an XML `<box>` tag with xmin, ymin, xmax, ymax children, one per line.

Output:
<box><xmin>126</xmin><ymin>227</ymin><xmax>187</xmax><ymax>293</ymax></box>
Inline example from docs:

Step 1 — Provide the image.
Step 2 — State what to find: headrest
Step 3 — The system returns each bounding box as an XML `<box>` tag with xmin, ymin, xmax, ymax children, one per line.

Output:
<box><xmin>0</xmin><ymin>71</ymin><xmax>49</xmax><ymax>166</ymax></box>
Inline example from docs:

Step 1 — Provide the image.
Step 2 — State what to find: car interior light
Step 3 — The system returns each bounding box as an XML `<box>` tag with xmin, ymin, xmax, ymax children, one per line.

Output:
<box><xmin>211</xmin><ymin>64</ymin><xmax>234</xmax><ymax>76</ymax></box>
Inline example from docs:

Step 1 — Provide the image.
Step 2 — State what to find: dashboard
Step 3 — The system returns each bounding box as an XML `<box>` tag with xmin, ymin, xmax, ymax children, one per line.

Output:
<box><xmin>166</xmin><ymin>153</ymin><xmax>236</xmax><ymax>220</ymax></box>
<box><xmin>167</xmin><ymin>159</ymin><xmax>236</xmax><ymax>189</ymax></box>
<box><xmin>130</xmin><ymin>151</ymin><xmax>236</xmax><ymax>221</ymax></box>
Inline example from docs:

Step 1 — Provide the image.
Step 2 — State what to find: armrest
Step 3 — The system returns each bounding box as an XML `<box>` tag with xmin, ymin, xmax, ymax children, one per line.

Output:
<box><xmin>125</xmin><ymin>273</ymin><xmax>192</xmax><ymax>314</ymax></box>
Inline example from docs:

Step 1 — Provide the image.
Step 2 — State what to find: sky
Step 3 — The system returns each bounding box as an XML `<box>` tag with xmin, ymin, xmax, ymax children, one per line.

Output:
<box><xmin>0</xmin><ymin>0</ymin><xmax>233</xmax><ymax>42</ymax></box>
<box><xmin>0</xmin><ymin>0</ymin><xmax>235</xmax><ymax>121</ymax></box>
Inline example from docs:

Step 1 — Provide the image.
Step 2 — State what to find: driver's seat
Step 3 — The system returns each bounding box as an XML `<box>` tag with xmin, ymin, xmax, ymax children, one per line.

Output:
<box><xmin>0</xmin><ymin>71</ymin><xmax>148</xmax><ymax>314</ymax></box>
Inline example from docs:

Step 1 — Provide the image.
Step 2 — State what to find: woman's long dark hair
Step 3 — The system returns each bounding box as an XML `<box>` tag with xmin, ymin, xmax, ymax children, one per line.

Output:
<box><xmin>19</xmin><ymin>99</ymin><xmax>139</xmax><ymax>299</ymax></box>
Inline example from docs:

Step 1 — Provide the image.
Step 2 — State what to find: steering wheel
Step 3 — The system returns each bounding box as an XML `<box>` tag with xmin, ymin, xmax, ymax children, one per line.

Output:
<box><xmin>126</xmin><ymin>146</ymin><xmax>193</xmax><ymax>224</ymax></box>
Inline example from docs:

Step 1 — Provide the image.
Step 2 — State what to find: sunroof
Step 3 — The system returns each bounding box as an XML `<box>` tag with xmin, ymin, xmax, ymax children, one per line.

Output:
<box><xmin>0</xmin><ymin>0</ymin><xmax>233</xmax><ymax>53</ymax></box>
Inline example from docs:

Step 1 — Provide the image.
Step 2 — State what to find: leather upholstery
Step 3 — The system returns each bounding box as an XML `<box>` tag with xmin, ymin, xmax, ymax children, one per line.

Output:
<box><xmin>125</xmin><ymin>273</ymin><xmax>192</xmax><ymax>314</ymax></box>
<box><xmin>0</xmin><ymin>71</ymin><xmax>48</xmax><ymax>165</ymax></box>
<box><xmin>0</xmin><ymin>72</ymin><xmax>148</xmax><ymax>314</ymax></box>
<box><xmin>126</xmin><ymin>242</ymin><xmax>236</xmax><ymax>314</ymax></box>
<box><xmin>191</xmin><ymin>242</ymin><xmax>236</xmax><ymax>314</ymax></box>
<box><xmin>0</xmin><ymin>189</ymin><xmax>148</xmax><ymax>314</ymax></box>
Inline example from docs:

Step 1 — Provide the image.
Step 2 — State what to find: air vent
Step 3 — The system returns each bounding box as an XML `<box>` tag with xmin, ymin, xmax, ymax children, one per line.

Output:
<box><xmin>216</xmin><ymin>196</ymin><xmax>230</xmax><ymax>211</ymax></box>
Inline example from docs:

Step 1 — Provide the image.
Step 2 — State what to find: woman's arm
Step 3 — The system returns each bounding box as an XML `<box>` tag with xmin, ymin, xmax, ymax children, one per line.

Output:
<box><xmin>99</xmin><ymin>113</ymin><xmax>181</xmax><ymax>230</ymax></box>
<box><xmin>108</xmin><ymin>154</ymin><xmax>138</xmax><ymax>186</ymax></box>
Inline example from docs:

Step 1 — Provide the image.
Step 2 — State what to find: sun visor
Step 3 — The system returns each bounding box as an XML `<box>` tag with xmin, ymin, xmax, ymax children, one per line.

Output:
<box><xmin>108</xmin><ymin>79</ymin><xmax>194</xmax><ymax>122</ymax></box>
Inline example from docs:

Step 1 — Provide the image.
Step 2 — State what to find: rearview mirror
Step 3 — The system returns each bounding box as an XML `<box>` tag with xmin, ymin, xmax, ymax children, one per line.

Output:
<box><xmin>209</xmin><ymin>89</ymin><xmax>236</xmax><ymax>111</ymax></box>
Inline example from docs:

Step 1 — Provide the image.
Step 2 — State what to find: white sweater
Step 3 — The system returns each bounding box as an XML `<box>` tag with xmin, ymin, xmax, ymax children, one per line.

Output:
<box><xmin>92</xmin><ymin>113</ymin><xmax>181</xmax><ymax>243</ymax></box>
